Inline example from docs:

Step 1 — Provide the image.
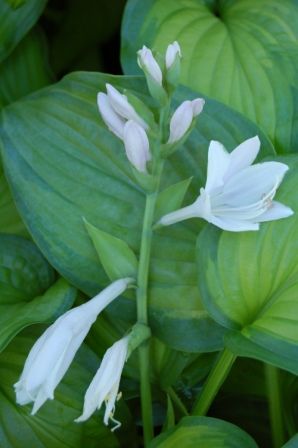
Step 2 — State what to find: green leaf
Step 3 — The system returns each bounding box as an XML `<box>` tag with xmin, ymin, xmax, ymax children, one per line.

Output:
<box><xmin>0</xmin><ymin>0</ymin><xmax>46</xmax><ymax>63</ymax></box>
<box><xmin>197</xmin><ymin>154</ymin><xmax>298</xmax><ymax>374</ymax></box>
<box><xmin>155</xmin><ymin>178</ymin><xmax>192</xmax><ymax>221</ymax></box>
<box><xmin>0</xmin><ymin>162</ymin><xmax>27</xmax><ymax>236</ymax></box>
<box><xmin>84</xmin><ymin>218</ymin><xmax>138</xmax><ymax>280</ymax></box>
<box><xmin>0</xmin><ymin>28</ymin><xmax>53</xmax><ymax>108</ymax></box>
<box><xmin>0</xmin><ymin>72</ymin><xmax>273</xmax><ymax>353</ymax></box>
<box><xmin>149</xmin><ymin>416</ymin><xmax>258</xmax><ymax>447</ymax></box>
<box><xmin>0</xmin><ymin>277</ymin><xmax>76</xmax><ymax>352</ymax></box>
<box><xmin>0</xmin><ymin>329</ymin><xmax>120</xmax><ymax>448</ymax></box>
<box><xmin>121</xmin><ymin>0</ymin><xmax>298</xmax><ymax>153</ymax></box>
<box><xmin>0</xmin><ymin>234</ymin><xmax>55</xmax><ymax>302</ymax></box>
<box><xmin>0</xmin><ymin>234</ymin><xmax>76</xmax><ymax>351</ymax></box>
<box><xmin>283</xmin><ymin>435</ymin><xmax>298</xmax><ymax>448</ymax></box>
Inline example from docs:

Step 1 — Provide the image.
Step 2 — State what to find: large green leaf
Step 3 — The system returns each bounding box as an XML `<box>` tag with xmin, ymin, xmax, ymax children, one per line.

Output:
<box><xmin>0</xmin><ymin>72</ymin><xmax>274</xmax><ymax>353</ymax></box>
<box><xmin>0</xmin><ymin>0</ymin><xmax>46</xmax><ymax>63</ymax></box>
<box><xmin>149</xmin><ymin>416</ymin><xmax>258</xmax><ymax>447</ymax></box>
<box><xmin>0</xmin><ymin>234</ymin><xmax>76</xmax><ymax>351</ymax></box>
<box><xmin>0</xmin><ymin>329</ymin><xmax>120</xmax><ymax>448</ymax></box>
<box><xmin>121</xmin><ymin>0</ymin><xmax>298</xmax><ymax>153</ymax></box>
<box><xmin>197</xmin><ymin>154</ymin><xmax>298</xmax><ymax>374</ymax></box>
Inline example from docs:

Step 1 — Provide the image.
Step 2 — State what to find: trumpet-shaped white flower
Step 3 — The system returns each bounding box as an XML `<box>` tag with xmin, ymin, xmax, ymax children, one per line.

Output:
<box><xmin>159</xmin><ymin>136</ymin><xmax>294</xmax><ymax>231</ymax></box>
<box><xmin>165</xmin><ymin>41</ymin><xmax>181</xmax><ymax>69</ymax></box>
<box><xmin>14</xmin><ymin>278</ymin><xmax>133</xmax><ymax>415</ymax></box>
<box><xmin>167</xmin><ymin>99</ymin><xmax>205</xmax><ymax>144</ymax></box>
<box><xmin>75</xmin><ymin>336</ymin><xmax>129</xmax><ymax>429</ymax></box>
<box><xmin>137</xmin><ymin>45</ymin><xmax>163</xmax><ymax>85</ymax></box>
<box><xmin>123</xmin><ymin>120</ymin><xmax>151</xmax><ymax>173</ymax></box>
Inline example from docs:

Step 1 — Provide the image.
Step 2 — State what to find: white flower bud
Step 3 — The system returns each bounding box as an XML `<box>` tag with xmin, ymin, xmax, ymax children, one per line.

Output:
<box><xmin>137</xmin><ymin>45</ymin><xmax>163</xmax><ymax>86</ymax></box>
<box><xmin>97</xmin><ymin>93</ymin><xmax>125</xmax><ymax>139</ymax></box>
<box><xmin>106</xmin><ymin>84</ymin><xmax>148</xmax><ymax>130</ymax></box>
<box><xmin>165</xmin><ymin>41</ymin><xmax>181</xmax><ymax>69</ymax></box>
<box><xmin>123</xmin><ymin>120</ymin><xmax>151</xmax><ymax>173</ymax></box>
<box><xmin>167</xmin><ymin>98</ymin><xmax>205</xmax><ymax>144</ymax></box>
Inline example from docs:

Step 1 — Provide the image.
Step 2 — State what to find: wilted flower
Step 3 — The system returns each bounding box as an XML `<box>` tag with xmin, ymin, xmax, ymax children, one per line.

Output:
<box><xmin>123</xmin><ymin>120</ymin><xmax>151</xmax><ymax>173</ymax></box>
<box><xmin>137</xmin><ymin>45</ymin><xmax>163</xmax><ymax>85</ymax></box>
<box><xmin>167</xmin><ymin>98</ymin><xmax>205</xmax><ymax>144</ymax></box>
<box><xmin>165</xmin><ymin>41</ymin><xmax>181</xmax><ymax>69</ymax></box>
<box><xmin>14</xmin><ymin>278</ymin><xmax>133</xmax><ymax>415</ymax></box>
<box><xmin>75</xmin><ymin>336</ymin><xmax>129</xmax><ymax>430</ymax></box>
<box><xmin>159</xmin><ymin>136</ymin><xmax>293</xmax><ymax>231</ymax></box>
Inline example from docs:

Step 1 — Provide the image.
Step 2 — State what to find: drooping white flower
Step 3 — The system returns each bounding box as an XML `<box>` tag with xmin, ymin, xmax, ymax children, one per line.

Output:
<box><xmin>75</xmin><ymin>336</ymin><xmax>129</xmax><ymax>430</ymax></box>
<box><xmin>167</xmin><ymin>98</ymin><xmax>205</xmax><ymax>144</ymax></box>
<box><xmin>159</xmin><ymin>136</ymin><xmax>294</xmax><ymax>231</ymax></box>
<box><xmin>123</xmin><ymin>120</ymin><xmax>151</xmax><ymax>173</ymax></box>
<box><xmin>165</xmin><ymin>41</ymin><xmax>181</xmax><ymax>69</ymax></box>
<box><xmin>106</xmin><ymin>84</ymin><xmax>148</xmax><ymax>130</ymax></box>
<box><xmin>137</xmin><ymin>45</ymin><xmax>163</xmax><ymax>86</ymax></box>
<box><xmin>14</xmin><ymin>278</ymin><xmax>133</xmax><ymax>415</ymax></box>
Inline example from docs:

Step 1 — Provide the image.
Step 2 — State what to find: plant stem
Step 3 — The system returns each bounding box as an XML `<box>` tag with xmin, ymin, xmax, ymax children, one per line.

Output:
<box><xmin>168</xmin><ymin>387</ymin><xmax>189</xmax><ymax>417</ymax></box>
<box><xmin>265</xmin><ymin>364</ymin><xmax>285</xmax><ymax>448</ymax></box>
<box><xmin>137</xmin><ymin>163</ymin><xmax>164</xmax><ymax>446</ymax></box>
<box><xmin>192</xmin><ymin>348</ymin><xmax>236</xmax><ymax>416</ymax></box>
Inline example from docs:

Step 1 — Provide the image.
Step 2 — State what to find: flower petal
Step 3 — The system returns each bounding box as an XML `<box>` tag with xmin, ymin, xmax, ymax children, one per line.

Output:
<box><xmin>224</xmin><ymin>136</ymin><xmax>260</xmax><ymax>181</ymax></box>
<box><xmin>220</xmin><ymin>162</ymin><xmax>289</xmax><ymax>207</ymax></box>
<box><xmin>257</xmin><ymin>201</ymin><xmax>294</xmax><ymax>222</ymax></box>
<box><xmin>205</xmin><ymin>141</ymin><xmax>230</xmax><ymax>193</ymax></box>
<box><xmin>209</xmin><ymin>215</ymin><xmax>260</xmax><ymax>232</ymax></box>
<box><xmin>97</xmin><ymin>93</ymin><xmax>125</xmax><ymax>139</ymax></box>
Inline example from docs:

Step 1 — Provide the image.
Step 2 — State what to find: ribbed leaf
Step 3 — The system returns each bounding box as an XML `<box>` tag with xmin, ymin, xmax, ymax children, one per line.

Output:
<box><xmin>197</xmin><ymin>155</ymin><xmax>298</xmax><ymax>373</ymax></box>
<box><xmin>121</xmin><ymin>0</ymin><xmax>298</xmax><ymax>153</ymax></box>
<box><xmin>0</xmin><ymin>0</ymin><xmax>46</xmax><ymax>62</ymax></box>
<box><xmin>149</xmin><ymin>416</ymin><xmax>258</xmax><ymax>447</ymax></box>
<box><xmin>0</xmin><ymin>72</ymin><xmax>273</xmax><ymax>353</ymax></box>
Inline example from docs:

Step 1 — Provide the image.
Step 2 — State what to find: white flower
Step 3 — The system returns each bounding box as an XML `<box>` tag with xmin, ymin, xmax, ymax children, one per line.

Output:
<box><xmin>165</xmin><ymin>41</ymin><xmax>181</xmax><ymax>69</ymax></box>
<box><xmin>14</xmin><ymin>278</ymin><xmax>133</xmax><ymax>415</ymax></box>
<box><xmin>123</xmin><ymin>120</ymin><xmax>151</xmax><ymax>173</ymax></box>
<box><xmin>75</xmin><ymin>336</ymin><xmax>129</xmax><ymax>430</ymax></box>
<box><xmin>106</xmin><ymin>84</ymin><xmax>147</xmax><ymax>129</ymax></box>
<box><xmin>167</xmin><ymin>98</ymin><xmax>205</xmax><ymax>144</ymax></box>
<box><xmin>97</xmin><ymin>92</ymin><xmax>126</xmax><ymax>139</ymax></box>
<box><xmin>97</xmin><ymin>86</ymin><xmax>147</xmax><ymax>140</ymax></box>
<box><xmin>137</xmin><ymin>45</ymin><xmax>163</xmax><ymax>85</ymax></box>
<box><xmin>159</xmin><ymin>136</ymin><xmax>294</xmax><ymax>231</ymax></box>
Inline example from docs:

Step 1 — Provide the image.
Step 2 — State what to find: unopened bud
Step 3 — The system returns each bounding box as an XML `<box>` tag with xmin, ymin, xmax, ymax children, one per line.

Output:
<box><xmin>123</xmin><ymin>120</ymin><xmax>151</xmax><ymax>173</ymax></box>
<box><xmin>165</xmin><ymin>41</ymin><xmax>181</xmax><ymax>70</ymax></box>
<box><xmin>106</xmin><ymin>84</ymin><xmax>148</xmax><ymax>130</ymax></box>
<box><xmin>168</xmin><ymin>98</ymin><xmax>205</xmax><ymax>144</ymax></box>
<box><xmin>137</xmin><ymin>46</ymin><xmax>163</xmax><ymax>85</ymax></box>
<box><xmin>97</xmin><ymin>93</ymin><xmax>125</xmax><ymax>139</ymax></box>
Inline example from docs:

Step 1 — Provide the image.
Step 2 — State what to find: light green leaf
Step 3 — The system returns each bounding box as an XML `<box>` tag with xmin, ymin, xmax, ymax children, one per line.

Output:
<box><xmin>0</xmin><ymin>72</ymin><xmax>273</xmax><ymax>353</ymax></box>
<box><xmin>197</xmin><ymin>155</ymin><xmax>298</xmax><ymax>374</ymax></box>
<box><xmin>121</xmin><ymin>0</ymin><xmax>298</xmax><ymax>153</ymax></box>
<box><xmin>155</xmin><ymin>178</ymin><xmax>192</xmax><ymax>221</ymax></box>
<box><xmin>0</xmin><ymin>0</ymin><xmax>46</xmax><ymax>63</ymax></box>
<box><xmin>84</xmin><ymin>218</ymin><xmax>138</xmax><ymax>280</ymax></box>
<box><xmin>0</xmin><ymin>329</ymin><xmax>120</xmax><ymax>448</ymax></box>
<box><xmin>149</xmin><ymin>416</ymin><xmax>258</xmax><ymax>447</ymax></box>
